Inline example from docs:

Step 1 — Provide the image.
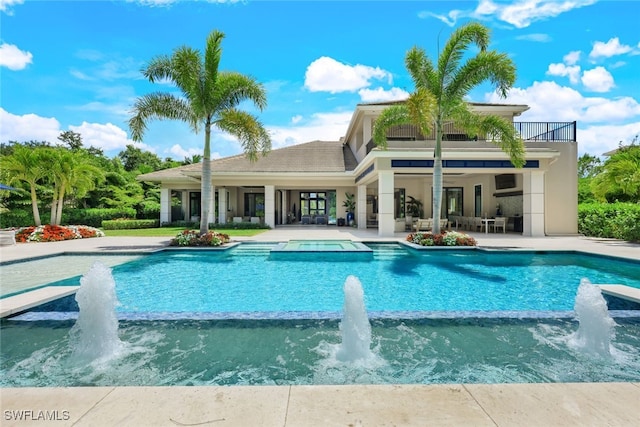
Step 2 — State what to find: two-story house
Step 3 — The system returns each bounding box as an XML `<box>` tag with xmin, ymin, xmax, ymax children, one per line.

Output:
<box><xmin>138</xmin><ymin>101</ymin><xmax>578</xmax><ymax>237</ymax></box>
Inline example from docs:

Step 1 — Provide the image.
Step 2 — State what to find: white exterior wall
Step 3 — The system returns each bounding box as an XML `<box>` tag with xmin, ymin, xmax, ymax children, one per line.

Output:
<box><xmin>377</xmin><ymin>170</ymin><xmax>395</xmax><ymax>236</ymax></box>
<box><xmin>160</xmin><ymin>188</ymin><xmax>171</xmax><ymax>224</ymax></box>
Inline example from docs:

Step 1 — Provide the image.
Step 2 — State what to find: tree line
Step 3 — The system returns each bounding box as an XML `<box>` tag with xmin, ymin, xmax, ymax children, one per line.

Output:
<box><xmin>0</xmin><ymin>131</ymin><xmax>201</xmax><ymax>227</ymax></box>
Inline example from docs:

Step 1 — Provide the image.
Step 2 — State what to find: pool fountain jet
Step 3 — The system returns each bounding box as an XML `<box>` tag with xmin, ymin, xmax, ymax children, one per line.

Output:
<box><xmin>569</xmin><ymin>277</ymin><xmax>616</xmax><ymax>358</ymax></box>
<box><xmin>336</xmin><ymin>275</ymin><xmax>375</xmax><ymax>362</ymax></box>
<box><xmin>69</xmin><ymin>261</ymin><xmax>123</xmax><ymax>362</ymax></box>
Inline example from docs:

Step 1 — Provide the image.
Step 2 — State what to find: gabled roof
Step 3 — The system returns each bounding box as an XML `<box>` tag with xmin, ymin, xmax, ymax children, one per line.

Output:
<box><xmin>138</xmin><ymin>140</ymin><xmax>355</xmax><ymax>182</ymax></box>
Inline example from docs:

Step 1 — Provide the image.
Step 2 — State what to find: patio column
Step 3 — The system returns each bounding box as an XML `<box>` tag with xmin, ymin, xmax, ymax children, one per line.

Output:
<box><xmin>181</xmin><ymin>191</ymin><xmax>189</xmax><ymax>220</ymax></box>
<box><xmin>378</xmin><ymin>170</ymin><xmax>395</xmax><ymax>237</ymax></box>
<box><xmin>523</xmin><ymin>170</ymin><xmax>545</xmax><ymax>236</ymax></box>
<box><xmin>264</xmin><ymin>185</ymin><xmax>275</xmax><ymax>228</ymax></box>
<box><xmin>357</xmin><ymin>185</ymin><xmax>367</xmax><ymax>229</ymax></box>
<box><xmin>282</xmin><ymin>190</ymin><xmax>288</xmax><ymax>225</ymax></box>
<box><xmin>218</xmin><ymin>188</ymin><xmax>227</xmax><ymax>224</ymax></box>
<box><xmin>160</xmin><ymin>187</ymin><xmax>171</xmax><ymax>224</ymax></box>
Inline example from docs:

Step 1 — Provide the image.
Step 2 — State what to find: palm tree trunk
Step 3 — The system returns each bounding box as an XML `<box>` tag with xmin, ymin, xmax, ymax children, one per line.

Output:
<box><xmin>29</xmin><ymin>185</ymin><xmax>42</xmax><ymax>226</ymax></box>
<box><xmin>50</xmin><ymin>196</ymin><xmax>58</xmax><ymax>226</ymax></box>
<box><xmin>55</xmin><ymin>186</ymin><xmax>65</xmax><ymax>226</ymax></box>
<box><xmin>200</xmin><ymin>122</ymin><xmax>212</xmax><ymax>235</ymax></box>
<box><xmin>432</xmin><ymin>119</ymin><xmax>443</xmax><ymax>235</ymax></box>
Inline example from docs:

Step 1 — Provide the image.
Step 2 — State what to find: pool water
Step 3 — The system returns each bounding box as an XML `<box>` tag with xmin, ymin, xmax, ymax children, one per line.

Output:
<box><xmin>24</xmin><ymin>243</ymin><xmax>640</xmax><ymax>316</ymax></box>
<box><xmin>2</xmin><ymin>317</ymin><xmax>639</xmax><ymax>387</ymax></box>
<box><xmin>2</xmin><ymin>243</ymin><xmax>639</xmax><ymax>387</ymax></box>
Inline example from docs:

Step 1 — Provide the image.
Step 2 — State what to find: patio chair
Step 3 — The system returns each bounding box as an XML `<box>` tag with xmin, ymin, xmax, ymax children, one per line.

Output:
<box><xmin>490</xmin><ymin>217</ymin><xmax>507</xmax><ymax>233</ymax></box>
<box><xmin>301</xmin><ymin>215</ymin><xmax>311</xmax><ymax>224</ymax></box>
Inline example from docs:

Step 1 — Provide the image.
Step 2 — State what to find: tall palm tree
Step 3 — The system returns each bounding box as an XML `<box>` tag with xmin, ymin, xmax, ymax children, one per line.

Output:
<box><xmin>0</xmin><ymin>145</ymin><xmax>47</xmax><ymax>226</ymax></box>
<box><xmin>373</xmin><ymin>22</ymin><xmax>525</xmax><ymax>234</ymax></box>
<box><xmin>129</xmin><ymin>30</ymin><xmax>271</xmax><ymax>235</ymax></box>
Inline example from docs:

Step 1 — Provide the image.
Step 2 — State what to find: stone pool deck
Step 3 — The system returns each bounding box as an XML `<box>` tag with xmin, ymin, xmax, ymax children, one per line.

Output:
<box><xmin>1</xmin><ymin>229</ymin><xmax>639</xmax><ymax>426</ymax></box>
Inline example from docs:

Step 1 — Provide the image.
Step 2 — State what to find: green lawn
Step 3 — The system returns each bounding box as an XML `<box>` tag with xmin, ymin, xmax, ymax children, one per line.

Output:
<box><xmin>103</xmin><ymin>227</ymin><xmax>268</xmax><ymax>237</ymax></box>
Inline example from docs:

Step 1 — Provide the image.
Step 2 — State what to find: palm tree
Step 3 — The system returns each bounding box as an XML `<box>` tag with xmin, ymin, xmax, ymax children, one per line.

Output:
<box><xmin>373</xmin><ymin>22</ymin><xmax>525</xmax><ymax>234</ymax></box>
<box><xmin>0</xmin><ymin>145</ymin><xmax>46</xmax><ymax>226</ymax></box>
<box><xmin>44</xmin><ymin>148</ymin><xmax>104</xmax><ymax>225</ymax></box>
<box><xmin>591</xmin><ymin>144</ymin><xmax>640</xmax><ymax>202</ymax></box>
<box><xmin>129</xmin><ymin>30</ymin><xmax>271</xmax><ymax>235</ymax></box>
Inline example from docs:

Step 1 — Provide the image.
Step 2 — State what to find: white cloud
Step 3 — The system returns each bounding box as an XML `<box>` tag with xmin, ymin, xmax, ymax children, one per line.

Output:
<box><xmin>483</xmin><ymin>81</ymin><xmax>640</xmax><ymax>155</ymax></box>
<box><xmin>0</xmin><ymin>108</ymin><xmax>60</xmax><ymax>143</ymax></box>
<box><xmin>515</xmin><ymin>33</ymin><xmax>552</xmax><ymax>42</ymax></box>
<box><xmin>421</xmin><ymin>0</ymin><xmax>597</xmax><ymax>28</ymax></box>
<box><xmin>267</xmin><ymin>112</ymin><xmax>353</xmax><ymax>150</ymax></box>
<box><xmin>589</xmin><ymin>37</ymin><xmax>633</xmax><ymax>59</ymax></box>
<box><xmin>581</xmin><ymin>66</ymin><xmax>614</xmax><ymax>92</ymax></box>
<box><xmin>358</xmin><ymin>87</ymin><xmax>410</xmax><ymax>103</ymax></box>
<box><xmin>304</xmin><ymin>56</ymin><xmax>391</xmax><ymax>94</ymax></box>
<box><xmin>563</xmin><ymin>50</ymin><xmax>581</xmax><ymax>65</ymax></box>
<box><xmin>68</xmin><ymin>122</ymin><xmax>150</xmax><ymax>152</ymax></box>
<box><xmin>168</xmin><ymin>144</ymin><xmax>205</xmax><ymax>160</ymax></box>
<box><xmin>0</xmin><ymin>43</ymin><xmax>32</xmax><ymax>70</ymax></box>
<box><xmin>290</xmin><ymin>115</ymin><xmax>302</xmax><ymax>124</ymax></box>
<box><xmin>546</xmin><ymin>63</ymin><xmax>580</xmax><ymax>84</ymax></box>
<box><xmin>0</xmin><ymin>0</ymin><xmax>24</xmax><ymax>15</ymax></box>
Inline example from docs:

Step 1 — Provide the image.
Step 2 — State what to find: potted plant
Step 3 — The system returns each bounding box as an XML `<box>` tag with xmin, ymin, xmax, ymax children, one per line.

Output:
<box><xmin>343</xmin><ymin>192</ymin><xmax>356</xmax><ymax>225</ymax></box>
<box><xmin>406</xmin><ymin>196</ymin><xmax>423</xmax><ymax>218</ymax></box>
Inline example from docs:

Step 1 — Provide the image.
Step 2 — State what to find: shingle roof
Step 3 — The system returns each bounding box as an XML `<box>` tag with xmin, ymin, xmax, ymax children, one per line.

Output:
<box><xmin>138</xmin><ymin>140</ymin><xmax>353</xmax><ymax>181</ymax></box>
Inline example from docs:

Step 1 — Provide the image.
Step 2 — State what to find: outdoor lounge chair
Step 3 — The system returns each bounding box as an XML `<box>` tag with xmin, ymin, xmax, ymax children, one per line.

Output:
<box><xmin>490</xmin><ymin>217</ymin><xmax>507</xmax><ymax>233</ymax></box>
<box><xmin>413</xmin><ymin>218</ymin><xmax>433</xmax><ymax>232</ymax></box>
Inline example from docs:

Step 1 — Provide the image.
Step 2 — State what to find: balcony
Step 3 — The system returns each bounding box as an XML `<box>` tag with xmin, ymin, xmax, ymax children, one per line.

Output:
<box><xmin>367</xmin><ymin>121</ymin><xmax>577</xmax><ymax>153</ymax></box>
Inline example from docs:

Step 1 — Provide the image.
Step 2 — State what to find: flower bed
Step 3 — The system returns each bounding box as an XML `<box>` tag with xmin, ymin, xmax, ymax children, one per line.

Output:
<box><xmin>169</xmin><ymin>230</ymin><xmax>230</xmax><ymax>247</ymax></box>
<box><xmin>15</xmin><ymin>225</ymin><xmax>105</xmax><ymax>243</ymax></box>
<box><xmin>407</xmin><ymin>231</ymin><xmax>477</xmax><ymax>247</ymax></box>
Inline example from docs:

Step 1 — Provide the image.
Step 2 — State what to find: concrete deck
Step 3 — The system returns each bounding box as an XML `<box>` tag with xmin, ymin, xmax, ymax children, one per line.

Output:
<box><xmin>1</xmin><ymin>229</ymin><xmax>639</xmax><ymax>426</ymax></box>
<box><xmin>600</xmin><ymin>284</ymin><xmax>640</xmax><ymax>304</ymax></box>
<box><xmin>0</xmin><ymin>285</ymin><xmax>79</xmax><ymax>318</ymax></box>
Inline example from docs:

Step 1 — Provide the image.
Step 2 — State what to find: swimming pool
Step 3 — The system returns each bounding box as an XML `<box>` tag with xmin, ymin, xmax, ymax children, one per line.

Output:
<box><xmin>15</xmin><ymin>243</ymin><xmax>640</xmax><ymax>317</ymax></box>
<box><xmin>1</xmin><ymin>242</ymin><xmax>639</xmax><ymax>387</ymax></box>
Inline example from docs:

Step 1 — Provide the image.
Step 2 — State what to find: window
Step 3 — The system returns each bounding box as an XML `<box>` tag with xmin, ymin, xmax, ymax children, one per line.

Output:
<box><xmin>300</xmin><ymin>192</ymin><xmax>326</xmax><ymax>216</ymax></box>
<box><xmin>474</xmin><ymin>185</ymin><xmax>482</xmax><ymax>217</ymax></box>
<box><xmin>244</xmin><ymin>193</ymin><xmax>265</xmax><ymax>217</ymax></box>
<box><xmin>441</xmin><ymin>187</ymin><xmax>463</xmax><ymax>218</ymax></box>
<box><xmin>395</xmin><ymin>188</ymin><xmax>406</xmax><ymax>218</ymax></box>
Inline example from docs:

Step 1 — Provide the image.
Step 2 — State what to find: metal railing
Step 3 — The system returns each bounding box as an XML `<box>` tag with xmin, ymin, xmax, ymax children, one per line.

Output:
<box><xmin>367</xmin><ymin>121</ymin><xmax>577</xmax><ymax>152</ymax></box>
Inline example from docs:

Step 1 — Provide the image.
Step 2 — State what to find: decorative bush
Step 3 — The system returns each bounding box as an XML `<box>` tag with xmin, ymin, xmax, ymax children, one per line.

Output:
<box><xmin>169</xmin><ymin>230</ymin><xmax>231</xmax><ymax>247</ymax></box>
<box><xmin>406</xmin><ymin>231</ymin><xmax>477</xmax><ymax>247</ymax></box>
<box><xmin>102</xmin><ymin>219</ymin><xmax>159</xmax><ymax>230</ymax></box>
<box><xmin>64</xmin><ymin>208</ymin><xmax>138</xmax><ymax>228</ymax></box>
<box><xmin>15</xmin><ymin>225</ymin><xmax>105</xmax><ymax>243</ymax></box>
<box><xmin>578</xmin><ymin>202</ymin><xmax>640</xmax><ymax>242</ymax></box>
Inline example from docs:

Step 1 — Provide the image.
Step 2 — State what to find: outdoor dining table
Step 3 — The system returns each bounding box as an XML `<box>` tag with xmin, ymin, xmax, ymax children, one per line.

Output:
<box><xmin>482</xmin><ymin>218</ymin><xmax>495</xmax><ymax>234</ymax></box>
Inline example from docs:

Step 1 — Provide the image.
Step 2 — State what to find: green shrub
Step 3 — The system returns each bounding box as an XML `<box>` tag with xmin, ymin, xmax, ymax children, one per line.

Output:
<box><xmin>578</xmin><ymin>203</ymin><xmax>640</xmax><ymax>242</ymax></box>
<box><xmin>0</xmin><ymin>209</ymin><xmax>33</xmax><ymax>228</ymax></box>
<box><xmin>64</xmin><ymin>208</ymin><xmax>137</xmax><ymax>227</ymax></box>
<box><xmin>102</xmin><ymin>219</ymin><xmax>159</xmax><ymax>230</ymax></box>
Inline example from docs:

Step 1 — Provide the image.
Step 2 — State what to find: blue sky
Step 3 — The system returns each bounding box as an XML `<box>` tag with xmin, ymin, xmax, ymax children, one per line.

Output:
<box><xmin>1</xmin><ymin>0</ymin><xmax>639</xmax><ymax>160</ymax></box>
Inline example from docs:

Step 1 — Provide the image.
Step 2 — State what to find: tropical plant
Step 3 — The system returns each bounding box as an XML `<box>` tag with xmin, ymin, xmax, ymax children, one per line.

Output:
<box><xmin>43</xmin><ymin>147</ymin><xmax>105</xmax><ymax>225</ymax></box>
<box><xmin>372</xmin><ymin>22</ymin><xmax>525</xmax><ymax>234</ymax></box>
<box><xmin>342</xmin><ymin>192</ymin><xmax>356</xmax><ymax>213</ymax></box>
<box><xmin>590</xmin><ymin>144</ymin><xmax>640</xmax><ymax>203</ymax></box>
<box><xmin>405</xmin><ymin>196</ymin><xmax>423</xmax><ymax>217</ymax></box>
<box><xmin>0</xmin><ymin>145</ymin><xmax>46</xmax><ymax>226</ymax></box>
<box><xmin>129</xmin><ymin>29</ymin><xmax>271</xmax><ymax>235</ymax></box>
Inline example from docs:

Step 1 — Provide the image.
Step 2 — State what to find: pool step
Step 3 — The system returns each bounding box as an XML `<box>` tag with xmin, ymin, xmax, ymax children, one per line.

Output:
<box><xmin>0</xmin><ymin>286</ymin><xmax>79</xmax><ymax>318</ymax></box>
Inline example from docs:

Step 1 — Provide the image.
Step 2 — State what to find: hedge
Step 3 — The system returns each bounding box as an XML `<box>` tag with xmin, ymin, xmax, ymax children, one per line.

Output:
<box><xmin>578</xmin><ymin>203</ymin><xmax>640</xmax><ymax>242</ymax></box>
<box><xmin>102</xmin><ymin>219</ymin><xmax>159</xmax><ymax>230</ymax></box>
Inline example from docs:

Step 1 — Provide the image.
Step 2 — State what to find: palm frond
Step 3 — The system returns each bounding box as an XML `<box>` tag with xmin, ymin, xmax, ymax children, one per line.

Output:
<box><xmin>437</xmin><ymin>22</ymin><xmax>490</xmax><ymax>92</ymax></box>
<box><xmin>203</xmin><ymin>30</ymin><xmax>224</xmax><ymax>99</ymax></box>
<box><xmin>372</xmin><ymin>105</ymin><xmax>410</xmax><ymax>149</ymax></box>
<box><xmin>447</xmin><ymin>50</ymin><xmax>516</xmax><ymax>100</ymax></box>
<box><xmin>129</xmin><ymin>93</ymin><xmax>198</xmax><ymax>141</ymax></box>
<box><xmin>142</xmin><ymin>55</ymin><xmax>174</xmax><ymax>84</ymax></box>
<box><xmin>405</xmin><ymin>47</ymin><xmax>436</xmax><ymax>93</ymax></box>
<box><xmin>216</xmin><ymin>109</ymin><xmax>271</xmax><ymax>162</ymax></box>
<box><xmin>213</xmin><ymin>72</ymin><xmax>268</xmax><ymax>112</ymax></box>
<box><xmin>406</xmin><ymin>89</ymin><xmax>437</xmax><ymax>136</ymax></box>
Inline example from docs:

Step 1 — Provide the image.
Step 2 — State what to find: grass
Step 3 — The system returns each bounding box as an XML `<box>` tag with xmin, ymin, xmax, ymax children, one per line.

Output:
<box><xmin>103</xmin><ymin>227</ymin><xmax>268</xmax><ymax>237</ymax></box>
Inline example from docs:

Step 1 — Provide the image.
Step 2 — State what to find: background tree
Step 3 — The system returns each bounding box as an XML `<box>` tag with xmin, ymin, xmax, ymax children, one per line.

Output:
<box><xmin>0</xmin><ymin>144</ymin><xmax>47</xmax><ymax>226</ymax></box>
<box><xmin>577</xmin><ymin>153</ymin><xmax>603</xmax><ymax>203</ymax></box>
<box><xmin>372</xmin><ymin>22</ymin><xmax>525</xmax><ymax>234</ymax></box>
<box><xmin>591</xmin><ymin>144</ymin><xmax>640</xmax><ymax>203</ymax></box>
<box><xmin>129</xmin><ymin>29</ymin><xmax>271</xmax><ymax>235</ymax></box>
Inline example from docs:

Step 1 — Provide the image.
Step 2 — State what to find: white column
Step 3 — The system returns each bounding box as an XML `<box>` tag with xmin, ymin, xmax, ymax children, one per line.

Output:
<box><xmin>218</xmin><ymin>188</ymin><xmax>227</xmax><ymax>224</ymax></box>
<box><xmin>282</xmin><ymin>191</ymin><xmax>288</xmax><ymax>224</ymax></box>
<box><xmin>160</xmin><ymin>188</ymin><xmax>171</xmax><ymax>224</ymax></box>
<box><xmin>264</xmin><ymin>185</ymin><xmax>275</xmax><ymax>228</ymax></box>
<box><xmin>357</xmin><ymin>185</ymin><xmax>367</xmax><ymax>229</ymax></box>
<box><xmin>377</xmin><ymin>171</ymin><xmax>395</xmax><ymax>237</ymax></box>
<box><xmin>522</xmin><ymin>171</ymin><xmax>545</xmax><ymax>236</ymax></box>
